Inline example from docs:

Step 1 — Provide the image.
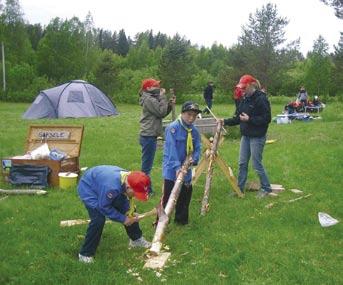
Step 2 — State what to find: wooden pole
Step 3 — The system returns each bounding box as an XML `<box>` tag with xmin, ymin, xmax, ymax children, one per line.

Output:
<box><xmin>0</xmin><ymin>189</ymin><xmax>47</xmax><ymax>195</ymax></box>
<box><xmin>1</xmin><ymin>42</ymin><xmax>5</xmax><ymax>92</ymax></box>
<box><xmin>60</xmin><ymin>219</ymin><xmax>101</xmax><ymax>227</ymax></box>
<box><xmin>149</xmin><ymin>156</ymin><xmax>192</xmax><ymax>256</ymax></box>
<box><xmin>170</xmin><ymin>88</ymin><xmax>176</xmax><ymax>121</ymax></box>
<box><xmin>192</xmin><ymin>134</ymin><xmax>213</xmax><ymax>185</ymax></box>
<box><xmin>60</xmin><ymin>207</ymin><xmax>159</xmax><ymax>227</ymax></box>
<box><xmin>215</xmin><ymin>156</ymin><xmax>244</xmax><ymax>197</ymax></box>
<box><xmin>200</xmin><ymin>121</ymin><xmax>222</xmax><ymax>215</ymax></box>
<box><xmin>205</xmin><ymin>107</ymin><xmax>227</xmax><ymax>134</ymax></box>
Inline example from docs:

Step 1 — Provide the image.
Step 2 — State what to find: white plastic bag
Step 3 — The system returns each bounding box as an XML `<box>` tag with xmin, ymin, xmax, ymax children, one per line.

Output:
<box><xmin>30</xmin><ymin>143</ymin><xmax>50</xmax><ymax>160</ymax></box>
<box><xmin>276</xmin><ymin>116</ymin><xmax>290</xmax><ymax>124</ymax></box>
<box><xmin>318</xmin><ymin>212</ymin><xmax>339</xmax><ymax>227</ymax></box>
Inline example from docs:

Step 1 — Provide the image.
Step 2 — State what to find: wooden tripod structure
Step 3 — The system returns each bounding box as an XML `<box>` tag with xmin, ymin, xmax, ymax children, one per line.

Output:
<box><xmin>193</xmin><ymin>121</ymin><xmax>244</xmax><ymax>215</ymax></box>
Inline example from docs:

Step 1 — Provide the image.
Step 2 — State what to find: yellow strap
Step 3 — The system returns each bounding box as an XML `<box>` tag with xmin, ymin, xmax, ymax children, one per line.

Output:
<box><xmin>121</xmin><ymin>171</ymin><xmax>135</xmax><ymax>217</ymax></box>
<box><xmin>178</xmin><ymin>118</ymin><xmax>193</xmax><ymax>155</ymax></box>
<box><xmin>127</xmin><ymin>197</ymin><xmax>136</xmax><ymax>217</ymax></box>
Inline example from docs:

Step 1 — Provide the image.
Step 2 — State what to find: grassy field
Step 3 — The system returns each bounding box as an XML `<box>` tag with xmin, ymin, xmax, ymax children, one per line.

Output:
<box><xmin>0</xmin><ymin>100</ymin><xmax>342</xmax><ymax>284</ymax></box>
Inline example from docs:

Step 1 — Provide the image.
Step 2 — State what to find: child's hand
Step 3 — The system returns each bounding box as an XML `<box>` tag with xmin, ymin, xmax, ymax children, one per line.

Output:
<box><xmin>124</xmin><ymin>216</ymin><xmax>138</xmax><ymax>226</ymax></box>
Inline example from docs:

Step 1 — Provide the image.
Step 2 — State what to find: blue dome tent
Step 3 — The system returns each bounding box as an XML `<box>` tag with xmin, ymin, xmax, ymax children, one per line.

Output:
<box><xmin>23</xmin><ymin>80</ymin><xmax>118</xmax><ymax>119</ymax></box>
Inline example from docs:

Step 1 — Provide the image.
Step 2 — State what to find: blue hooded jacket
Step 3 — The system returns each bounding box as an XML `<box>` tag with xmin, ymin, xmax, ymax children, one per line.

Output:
<box><xmin>163</xmin><ymin>119</ymin><xmax>201</xmax><ymax>183</ymax></box>
<box><xmin>78</xmin><ymin>165</ymin><xmax>129</xmax><ymax>223</ymax></box>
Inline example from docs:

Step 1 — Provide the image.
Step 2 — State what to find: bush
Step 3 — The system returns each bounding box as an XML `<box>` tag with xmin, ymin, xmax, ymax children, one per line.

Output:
<box><xmin>6</xmin><ymin>75</ymin><xmax>51</xmax><ymax>102</ymax></box>
<box><xmin>115</xmin><ymin>67</ymin><xmax>158</xmax><ymax>103</ymax></box>
<box><xmin>7</xmin><ymin>63</ymin><xmax>35</xmax><ymax>93</ymax></box>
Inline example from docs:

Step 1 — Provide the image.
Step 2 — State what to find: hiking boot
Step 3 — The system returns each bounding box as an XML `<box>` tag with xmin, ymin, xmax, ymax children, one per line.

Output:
<box><xmin>78</xmin><ymin>254</ymin><xmax>94</xmax><ymax>264</ymax></box>
<box><xmin>129</xmin><ymin>237</ymin><xmax>151</xmax><ymax>249</ymax></box>
<box><xmin>256</xmin><ymin>190</ymin><xmax>270</xmax><ymax>199</ymax></box>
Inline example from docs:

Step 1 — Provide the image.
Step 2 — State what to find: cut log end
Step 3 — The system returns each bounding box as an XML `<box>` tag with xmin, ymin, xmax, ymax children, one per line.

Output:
<box><xmin>148</xmin><ymin>242</ymin><xmax>163</xmax><ymax>256</ymax></box>
<box><xmin>144</xmin><ymin>252</ymin><xmax>171</xmax><ymax>269</ymax></box>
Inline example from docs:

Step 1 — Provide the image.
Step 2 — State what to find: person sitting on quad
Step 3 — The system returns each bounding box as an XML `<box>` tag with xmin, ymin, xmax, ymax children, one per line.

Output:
<box><xmin>313</xmin><ymin>95</ymin><xmax>321</xmax><ymax>106</ymax></box>
<box><xmin>285</xmin><ymin>99</ymin><xmax>303</xmax><ymax>114</ymax></box>
<box><xmin>297</xmin><ymin>86</ymin><xmax>308</xmax><ymax>107</ymax></box>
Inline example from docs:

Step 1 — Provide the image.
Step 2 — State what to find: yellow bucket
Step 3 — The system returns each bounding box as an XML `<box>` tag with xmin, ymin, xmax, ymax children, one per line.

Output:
<box><xmin>58</xmin><ymin>172</ymin><xmax>78</xmax><ymax>190</ymax></box>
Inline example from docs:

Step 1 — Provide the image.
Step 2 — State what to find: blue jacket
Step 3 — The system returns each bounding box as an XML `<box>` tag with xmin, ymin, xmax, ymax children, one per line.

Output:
<box><xmin>78</xmin><ymin>166</ymin><xmax>129</xmax><ymax>223</ymax></box>
<box><xmin>163</xmin><ymin>119</ymin><xmax>201</xmax><ymax>183</ymax></box>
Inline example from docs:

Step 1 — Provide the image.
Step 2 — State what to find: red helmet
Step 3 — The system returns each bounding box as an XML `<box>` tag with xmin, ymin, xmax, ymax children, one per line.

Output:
<box><xmin>127</xmin><ymin>171</ymin><xmax>150</xmax><ymax>201</ymax></box>
<box><xmin>141</xmin><ymin>78</ymin><xmax>160</xmax><ymax>90</ymax></box>
<box><xmin>236</xmin><ymin>74</ymin><xmax>257</xmax><ymax>89</ymax></box>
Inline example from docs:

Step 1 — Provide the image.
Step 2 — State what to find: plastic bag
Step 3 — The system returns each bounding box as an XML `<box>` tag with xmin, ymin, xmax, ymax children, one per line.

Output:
<box><xmin>30</xmin><ymin>143</ymin><xmax>50</xmax><ymax>160</ymax></box>
<box><xmin>318</xmin><ymin>212</ymin><xmax>339</xmax><ymax>227</ymax></box>
<box><xmin>49</xmin><ymin>148</ymin><xmax>67</xmax><ymax>161</ymax></box>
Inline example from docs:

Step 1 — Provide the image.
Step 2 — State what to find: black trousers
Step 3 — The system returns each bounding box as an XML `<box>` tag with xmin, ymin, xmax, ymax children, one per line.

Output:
<box><xmin>79</xmin><ymin>205</ymin><xmax>142</xmax><ymax>257</ymax></box>
<box><xmin>162</xmin><ymin>179</ymin><xmax>193</xmax><ymax>225</ymax></box>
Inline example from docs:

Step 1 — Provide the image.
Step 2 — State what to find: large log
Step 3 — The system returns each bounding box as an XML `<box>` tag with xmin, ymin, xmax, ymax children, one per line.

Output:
<box><xmin>200</xmin><ymin>121</ymin><xmax>223</xmax><ymax>215</ymax></box>
<box><xmin>0</xmin><ymin>189</ymin><xmax>47</xmax><ymax>195</ymax></box>
<box><xmin>149</xmin><ymin>156</ymin><xmax>192</xmax><ymax>256</ymax></box>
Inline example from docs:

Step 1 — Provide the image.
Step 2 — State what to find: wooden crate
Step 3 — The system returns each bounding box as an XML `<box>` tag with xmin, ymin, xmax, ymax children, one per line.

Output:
<box><xmin>193</xmin><ymin>117</ymin><xmax>217</xmax><ymax>135</ymax></box>
<box><xmin>163</xmin><ymin>117</ymin><xmax>217</xmax><ymax>135</ymax></box>
<box><xmin>8</xmin><ymin>125</ymin><xmax>84</xmax><ymax>187</ymax></box>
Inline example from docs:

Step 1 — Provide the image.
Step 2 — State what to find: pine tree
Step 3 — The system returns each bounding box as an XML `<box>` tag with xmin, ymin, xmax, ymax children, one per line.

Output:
<box><xmin>117</xmin><ymin>29</ymin><xmax>129</xmax><ymax>56</ymax></box>
<box><xmin>305</xmin><ymin>36</ymin><xmax>332</xmax><ymax>97</ymax></box>
<box><xmin>159</xmin><ymin>34</ymin><xmax>194</xmax><ymax>95</ymax></box>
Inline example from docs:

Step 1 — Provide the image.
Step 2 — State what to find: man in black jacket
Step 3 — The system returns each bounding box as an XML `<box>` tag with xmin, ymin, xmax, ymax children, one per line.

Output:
<box><xmin>202</xmin><ymin>81</ymin><xmax>214</xmax><ymax>114</ymax></box>
<box><xmin>222</xmin><ymin>75</ymin><xmax>272</xmax><ymax>198</ymax></box>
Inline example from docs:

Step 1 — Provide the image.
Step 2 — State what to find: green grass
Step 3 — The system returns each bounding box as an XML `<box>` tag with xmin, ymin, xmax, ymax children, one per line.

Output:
<box><xmin>0</xmin><ymin>101</ymin><xmax>342</xmax><ymax>284</ymax></box>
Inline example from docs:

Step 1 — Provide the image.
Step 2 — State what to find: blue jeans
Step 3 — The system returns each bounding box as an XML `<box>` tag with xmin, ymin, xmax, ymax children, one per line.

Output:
<box><xmin>238</xmin><ymin>135</ymin><xmax>271</xmax><ymax>193</ymax></box>
<box><xmin>139</xmin><ymin>135</ymin><xmax>157</xmax><ymax>193</ymax></box>
<box><xmin>203</xmin><ymin>98</ymin><xmax>212</xmax><ymax>113</ymax></box>
<box><xmin>79</xmin><ymin>205</ymin><xmax>142</xmax><ymax>257</ymax></box>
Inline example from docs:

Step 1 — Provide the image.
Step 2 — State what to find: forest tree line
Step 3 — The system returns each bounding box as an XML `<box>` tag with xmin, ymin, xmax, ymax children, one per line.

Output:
<box><xmin>0</xmin><ymin>0</ymin><xmax>342</xmax><ymax>104</ymax></box>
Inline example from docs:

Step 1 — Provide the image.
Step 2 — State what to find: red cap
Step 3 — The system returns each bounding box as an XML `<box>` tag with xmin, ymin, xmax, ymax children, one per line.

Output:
<box><xmin>127</xmin><ymin>171</ymin><xmax>150</xmax><ymax>201</ymax></box>
<box><xmin>236</xmin><ymin>74</ymin><xmax>257</xmax><ymax>89</ymax></box>
<box><xmin>141</xmin><ymin>78</ymin><xmax>160</xmax><ymax>90</ymax></box>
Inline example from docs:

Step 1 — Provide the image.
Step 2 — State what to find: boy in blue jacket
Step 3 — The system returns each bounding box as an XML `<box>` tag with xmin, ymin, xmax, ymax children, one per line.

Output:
<box><xmin>78</xmin><ymin>166</ymin><xmax>151</xmax><ymax>263</ymax></box>
<box><xmin>161</xmin><ymin>101</ymin><xmax>202</xmax><ymax>225</ymax></box>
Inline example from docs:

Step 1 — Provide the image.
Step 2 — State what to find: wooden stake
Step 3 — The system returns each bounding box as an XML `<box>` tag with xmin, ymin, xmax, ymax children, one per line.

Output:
<box><xmin>201</xmin><ymin>121</ymin><xmax>222</xmax><ymax>215</ymax></box>
<box><xmin>192</xmin><ymin>156</ymin><xmax>207</xmax><ymax>185</ymax></box>
<box><xmin>60</xmin><ymin>207</ymin><xmax>159</xmax><ymax>227</ymax></box>
<box><xmin>287</xmin><ymin>194</ymin><xmax>312</xmax><ymax>203</ymax></box>
<box><xmin>215</xmin><ymin>156</ymin><xmax>243</xmax><ymax>197</ymax></box>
